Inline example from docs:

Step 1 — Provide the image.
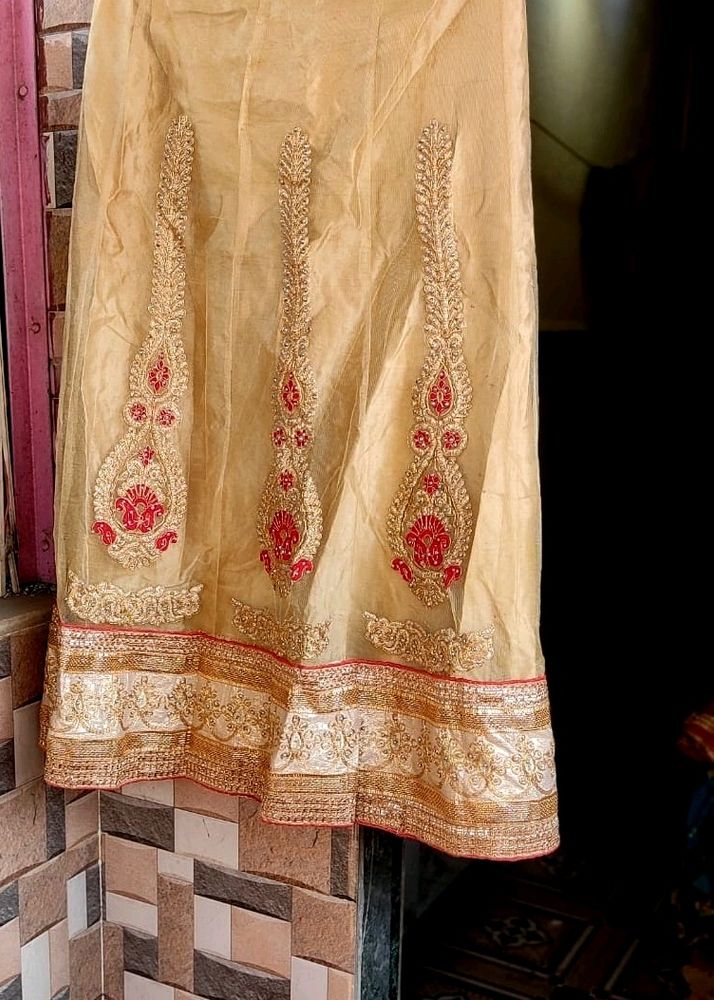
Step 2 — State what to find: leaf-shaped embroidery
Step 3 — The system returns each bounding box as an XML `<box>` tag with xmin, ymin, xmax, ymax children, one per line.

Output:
<box><xmin>92</xmin><ymin>115</ymin><xmax>195</xmax><ymax>569</ymax></box>
<box><xmin>387</xmin><ymin>121</ymin><xmax>474</xmax><ymax>607</ymax></box>
<box><xmin>257</xmin><ymin>128</ymin><xmax>322</xmax><ymax>596</ymax></box>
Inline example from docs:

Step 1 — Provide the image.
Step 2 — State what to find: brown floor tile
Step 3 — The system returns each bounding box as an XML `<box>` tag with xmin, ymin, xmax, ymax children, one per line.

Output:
<box><xmin>65</xmin><ymin>791</ymin><xmax>98</xmax><ymax>848</ymax></box>
<box><xmin>49</xmin><ymin>918</ymin><xmax>70</xmax><ymax>995</ymax></box>
<box><xmin>291</xmin><ymin>889</ymin><xmax>356</xmax><ymax>973</ymax></box>
<box><xmin>328</xmin><ymin>967</ymin><xmax>355</xmax><ymax>1000</ymax></box>
<box><xmin>158</xmin><ymin>873</ymin><xmax>194</xmax><ymax>991</ymax></box>
<box><xmin>102</xmin><ymin>921</ymin><xmax>125</xmax><ymax>1000</ymax></box>
<box><xmin>9</xmin><ymin>626</ymin><xmax>48</xmax><ymax>709</ymax></box>
<box><xmin>239</xmin><ymin>800</ymin><xmax>332</xmax><ymax>893</ymax></box>
<box><xmin>0</xmin><ymin>781</ymin><xmax>47</xmax><ymax>884</ymax></box>
<box><xmin>104</xmin><ymin>834</ymin><xmax>158</xmax><ymax>904</ymax></box>
<box><xmin>42</xmin><ymin>0</ymin><xmax>94</xmax><ymax>30</ymax></box>
<box><xmin>18</xmin><ymin>853</ymin><xmax>67</xmax><ymax>943</ymax></box>
<box><xmin>68</xmin><ymin>923</ymin><xmax>102</xmax><ymax>1000</ymax></box>
<box><xmin>231</xmin><ymin>905</ymin><xmax>291</xmax><ymax>978</ymax></box>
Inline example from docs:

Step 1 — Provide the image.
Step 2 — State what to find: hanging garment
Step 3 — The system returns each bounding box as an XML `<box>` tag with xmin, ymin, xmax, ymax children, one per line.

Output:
<box><xmin>41</xmin><ymin>0</ymin><xmax>558</xmax><ymax>859</ymax></box>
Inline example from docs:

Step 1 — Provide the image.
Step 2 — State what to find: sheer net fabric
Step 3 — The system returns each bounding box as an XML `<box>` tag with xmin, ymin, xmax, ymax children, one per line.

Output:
<box><xmin>42</xmin><ymin>0</ymin><xmax>558</xmax><ymax>859</ymax></box>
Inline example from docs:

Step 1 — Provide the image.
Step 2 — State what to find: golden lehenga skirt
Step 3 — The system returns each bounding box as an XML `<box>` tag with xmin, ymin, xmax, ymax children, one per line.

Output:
<box><xmin>41</xmin><ymin>0</ymin><xmax>558</xmax><ymax>860</ymax></box>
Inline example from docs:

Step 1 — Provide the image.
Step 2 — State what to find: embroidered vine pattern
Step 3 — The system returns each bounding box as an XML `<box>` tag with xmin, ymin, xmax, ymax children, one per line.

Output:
<box><xmin>91</xmin><ymin>115</ymin><xmax>195</xmax><ymax>569</ymax></box>
<box><xmin>257</xmin><ymin>127</ymin><xmax>322</xmax><ymax>595</ymax></box>
<box><xmin>232</xmin><ymin>600</ymin><xmax>330</xmax><ymax>661</ymax></box>
<box><xmin>387</xmin><ymin>121</ymin><xmax>473</xmax><ymax>606</ymax></box>
<box><xmin>66</xmin><ymin>571</ymin><xmax>202</xmax><ymax>626</ymax></box>
<box><xmin>364</xmin><ymin>612</ymin><xmax>494</xmax><ymax>676</ymax></box>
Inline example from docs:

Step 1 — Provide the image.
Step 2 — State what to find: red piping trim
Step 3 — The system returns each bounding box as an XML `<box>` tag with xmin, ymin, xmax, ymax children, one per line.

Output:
<box><xmin>56</xmin><ymin>615</ymin><xmax>547</xmax><ymax>688</ymax></box>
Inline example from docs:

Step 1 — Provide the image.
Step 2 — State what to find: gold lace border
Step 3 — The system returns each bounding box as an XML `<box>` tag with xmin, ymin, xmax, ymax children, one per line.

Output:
<box><xmin>42</xmin><ymin>616</ymin><xmax>558</xmax><ymax>860</ymax></box>
<box><xmin>43</xmin><ymin>731</ymin><xmax>558</xmax><ymax>860</ymax></box>
<box><xmin>47</xmin><ymin>617</ymin><xmax>552</xmax><ymax>732</ymax></box>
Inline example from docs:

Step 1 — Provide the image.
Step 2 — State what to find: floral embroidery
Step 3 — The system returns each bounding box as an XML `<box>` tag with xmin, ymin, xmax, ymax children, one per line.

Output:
<box><xmin>91</xmin><ymin>116</ymin><xmax>195</xmax><ymax>569</ymax></box>
<box><xmin>232</xmin><ymin>599</ymin><xmax>330</xmax><ymax>661</ymax></box>
<box><xmin>364</xmin><ymin>611</ymin><xmax>494</xmax><ymax>676</ymax></box>
<box><xmin>257</xmin><ymin>128</ymin><xmax>323</xmax><ymax>595</ymax></box>
<box><xmin>387</xmin><ymin>121</ymin><xmax>474</xmax><ymax>606</ymax></box>
<box><xmin>65</xmin><ymin>570</ymin><xmax>202</xmax><ymax>626</ymax></box>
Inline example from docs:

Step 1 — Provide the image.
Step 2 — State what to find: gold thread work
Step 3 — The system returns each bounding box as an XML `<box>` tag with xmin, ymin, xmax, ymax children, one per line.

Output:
<box><xmin>66</xmin><ymin>571</ymin><xmax>202</xmax><ymax>626</ymax></box>
<box><xmin>40</xmin><ymin>615</ymin><xmax>558</xmax><ymax>859</ymax></box>
<box><xmin>387</xmin><ymin>121</ymin><xmax>474</xmax><ymax>607</ymax></box>
<box><xmin>364</xmin><ymin>612</ymin><xmax>494</xmax><ymax>676</ymax></box>
<box><xmin>257</xmin><ymin>128</ymin><xmax>322</xmax><ymax>595</ymax></box>
<box><xmin>91</xmin><ymin>116</ymin><xmax>195</xmax><ymax>569</ymax></box>
<box><xmin>232</xmin><ymin>600</ymin><xmax>330</xmax><ymax>661</ymax></box>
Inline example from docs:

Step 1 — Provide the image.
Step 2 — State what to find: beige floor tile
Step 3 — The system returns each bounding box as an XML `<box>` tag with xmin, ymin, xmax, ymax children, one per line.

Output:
<box><xmin>231</xmin><ymin>906</ymin><xmax>291</xmax><ymax>978</ymax></box>
<box><xmin>175</xmin><ymin>809</ymin><xmax>239</xmax><ymax>869</ymax></box>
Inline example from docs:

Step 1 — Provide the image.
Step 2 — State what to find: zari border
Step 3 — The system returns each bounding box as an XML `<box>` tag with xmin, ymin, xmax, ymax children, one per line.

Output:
<box><xmin>41</xmin><ymin>615</ymin><xmax>559</xmax><ymax>860</ymax></box>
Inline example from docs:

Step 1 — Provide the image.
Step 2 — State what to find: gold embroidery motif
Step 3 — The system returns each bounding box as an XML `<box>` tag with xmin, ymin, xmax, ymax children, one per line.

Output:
<box><xmin>41</xmin><ymin>616</ymin><xmax>559</xmax><ymax>859</ymax></box>
<box><xmin>363</xmin><ymin>612</ymin><xmax>494</xmax><ymax>675</ymax></box>
<box><xmin>257</xmin><ymin>128</ymin><xmax>323</xmax><ymax>595</ymax></box>
<box><xmin>388</xmin><ymin>121</ymin><xmax>473</xmax><ymax>607</ymax></box>
<box><xmin>232</xmin><ymin>600</ymin><xmax>330</xmax><ymax>661</ymax></box>
<box><xmin>91</xmin><ymin>116</ymin><xmax>195</xmax><ymax>569</ymax></box>
<box><xmin>66</xmin><ymin>571</ymin><xmax>202</xmax><ymax>626</ymax></box>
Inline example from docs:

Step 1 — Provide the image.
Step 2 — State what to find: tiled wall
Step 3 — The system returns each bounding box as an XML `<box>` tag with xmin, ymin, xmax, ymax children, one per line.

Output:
<box><xmin>101</xmin><ymin>783</ymin><xmax>358</xmax><ymax>999</ymax></box>
<box><xmin>1</xmin><ymin>601</ymin><xmax>101</xmax><ymax>999</ymax></box>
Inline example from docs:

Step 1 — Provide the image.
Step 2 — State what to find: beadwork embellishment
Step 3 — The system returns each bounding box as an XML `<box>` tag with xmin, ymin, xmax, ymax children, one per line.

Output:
<box><xmin>232</xmin><ymin>600</ymin><xmax>330</xmax><ymax>661</ymax></box>
<box><xmin>91</xmin><ymin>115</ymin><xmax>195</xmax><ymax>569</ymax></box>
<box><xmin>387</xmin><ymin>121</ymin><xmax>474</xmax><ymax>607</ymax></box>
<box><xmin>66</xmin><ymin>571</ymin><xmax>202</xmax><ymax>626</ymax></box>
<box><xmin>364</xmin><ymin>611</ymin><xmax>494</xmax><ymax>676</ymax></box>
<box><xmin>257</xmin><ymin>128</ymin><xmax>322</xmax><ymax>595</ymax></box>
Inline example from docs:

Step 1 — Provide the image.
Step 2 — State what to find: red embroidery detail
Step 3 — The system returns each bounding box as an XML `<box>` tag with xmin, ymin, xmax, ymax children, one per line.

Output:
<box><xmin>260</xmin><ymin>549</ymin><xmax>272</xmax><ymax>574</ymax></box>
<box><xmin>115</xmin><ymin>484</ymin><xmax>165</xmax><ymax>534</ymax></box>
<box><xmin>130</xmin><ymin>403</ymin><xmax>148</xmax><ymax>423</ymax></box>
<box><xmin>269</xmin><ymin>510</ymin><xmax>300</xmax><ymax>562</ymax></box>
<box><xmin>442</xmin><ymin>429</ymin><xmax>462</xmax><ymax>451</ymax></box>
<box><xmin>272</xmin><ymin>427</ymin><xmax>287</xmax><ymax>448</ymax></box>
<box><xmin>290</xmin><ymin>558</ymin><xmax>314</xmax><ymax>582</ymax></box>
<box><xmin>428</xmin><ymin>369</ymin><xmax>453</xmax><ymax>416</ymax></box>
<box><xmin>405</xmin><ymin>514</ymin><xmax>450</xmax><ymax>569</ymax></box>
<box><xmin>92</xmin><ymin>521</ymin><xmax>116</xmax><ymax>545</ymax></box>
<box><xmin>157</xmin><ymin>409</ymin><xmax>176</xmax><ymax>427</ymax></box>
<box><xmin>155</xmin><ymin>531</ymin><xmax>178</xmax><ymax>552</ymax></box>
<box><xmin>423</xmin><ymin>474</ymin><xmax>441</xmax><ymax>495</ymax></box>
<box><xmin>294</xmin><ymin>427</ymin><xmax>310</xmax><ymax>448</ymax></box>
<box><xmin>138</xmin><ymin>447</ymin><xmax>155</xmax><ymax>466</ymax></box>
<box><xmin>148</xmin><ymin>353</ymin><xmax>171</xmax><ymax>394</ymax></box>
<box><xmin>391</xmin><ymin>558</ymin><xmax>414</xmax><ymax>583</ymax></box>
<box><xmin>412</xmin><ymin>428</ymin><xmax>431</xmax><ymax>451</ymax></box>
<box><xmin>280</xmin><ymin>373</ymin><xmax>301</xmax><ymax>413</ymax></box>
<box><xmin>278</xmin><ymin>471</ymin><xmax>295</xmax><ymax>492</ymax></box>
<box><xmin>443</xmin><ymin>564</ymin><xmax>461</xmax><ymax>589</ymax></box>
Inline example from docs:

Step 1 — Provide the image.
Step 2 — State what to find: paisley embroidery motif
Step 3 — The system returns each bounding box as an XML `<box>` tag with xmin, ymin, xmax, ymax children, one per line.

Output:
<box><xmin>232</xmin><ymin>600</ymin><xmax>330</xmax><ymax>661</ymax></box>
<box><xmin>91</xmin><ymin>115</ymin><xmax>195</xmax><ymax>569</ymax></box>
<box><xmin>257</xmin><ymin>128</ymin><xmax>322</xmax><ymax>595</ymax></box>
<box><xmin>66</xmin><ymin>571</ymin><xmax>202</xmax><ymax>626</ymax></box>
<box><xmin>364</xmin><ymin>611</ymin><xmax>494</xmax><ymax>676</ymax></box>
<box><xmin>387</xmin><ymin>121</ymin><xmax>474</xmax><ymax>607</ymax></box>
